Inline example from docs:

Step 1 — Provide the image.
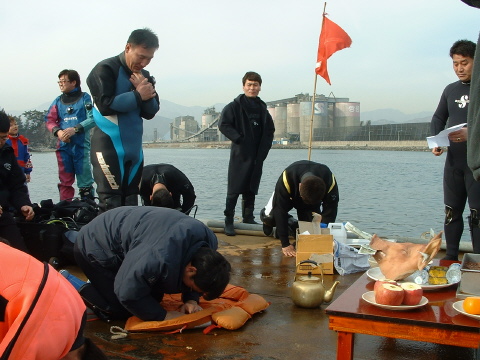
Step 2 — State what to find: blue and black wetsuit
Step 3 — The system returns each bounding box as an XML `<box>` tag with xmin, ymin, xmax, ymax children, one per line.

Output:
<box><xmin>87</xmin><ymin>52</ymin><xmax>159</xmax><ymax>211</ymax></box>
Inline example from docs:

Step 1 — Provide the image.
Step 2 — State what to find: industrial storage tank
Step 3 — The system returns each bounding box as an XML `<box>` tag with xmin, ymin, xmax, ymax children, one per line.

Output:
<box><xmin>287</xmin><ymin>103</ymin><xmax>300</xmax><ymax>135</ymax></box>
<box><xmin>201</xmin><ymin>113</ymin><xmax>214</xmax><ymax>128</ymax></box>
<box><xmin>268</xmin><ymin>106</ymin><xmax>275</xmax><ymax>120</ymax></box>
<box><xmin>299</xmin><ymin>101</ymin><xmax>327</xmax><ymax>142</ymax></box>
<box><xmin>333</xmin><ymin>102</ymin><xmax>360</xmax><ymax>127</ymax></box>
<box><xmin>274</xmin><ymin>103</ymin><xmax>287</xmax><ymax>140</ymax></box>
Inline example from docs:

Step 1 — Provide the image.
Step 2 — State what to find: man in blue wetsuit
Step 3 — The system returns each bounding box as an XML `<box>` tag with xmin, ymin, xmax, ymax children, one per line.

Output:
<box><xmin>431</xmin><ymin>39</ymin><xmax>480</xmax><ymax>260</ymax></box>
<box><xmin>45</xmin><ymin>69</ymin><xmax>95</xmax><ymax>201</ymax></box>
<box><xmin>87</xmin><ymin>28</ymin><xmax>160</xmax><ymax>212</ymax></box>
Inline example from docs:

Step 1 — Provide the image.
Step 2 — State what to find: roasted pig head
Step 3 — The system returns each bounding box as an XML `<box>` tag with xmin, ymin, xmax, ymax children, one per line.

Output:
<box><xmin>370</xmin><ymin>231</ymin><xmax>443</xmax><ymax>280</ymax></box>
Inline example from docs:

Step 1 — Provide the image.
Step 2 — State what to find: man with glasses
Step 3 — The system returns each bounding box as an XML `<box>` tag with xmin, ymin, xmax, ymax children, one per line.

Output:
<box><xmin>0</xmin><ymin>110</ymin><xmax>34</xmax><ymax>253</ymax></box>
<box><xmin>45</xmin><ymin>69</ymin><xmax>96</xmax><ymax>201</ymax></box>
<box><xmin>87</xmin><ymin>28</ymin><xmax>160</xmax><ymax>212</ymax></box>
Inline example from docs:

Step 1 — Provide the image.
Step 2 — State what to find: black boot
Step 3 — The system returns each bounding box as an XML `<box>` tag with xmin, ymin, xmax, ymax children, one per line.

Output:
<box><xmin>224</xmin><ymin>216</ymin><xmax>236</xmax><ymax>236</ymax></box>
<box><xmin>224</xmin><ymin>195</ymin><xmax>238</xmax><ymax>236</ymax></box>
<box><xmin>242</xmin><ymin>195</ymin><xmax>259</xmax><ymax>224</ymax></box>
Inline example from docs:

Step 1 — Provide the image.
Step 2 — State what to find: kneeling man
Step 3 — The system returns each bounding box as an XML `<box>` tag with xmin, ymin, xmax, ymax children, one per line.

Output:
<box><xmin>71</xmin><ymin>206</ymin><xmax>231</xmax><ymax>321</ymax></box>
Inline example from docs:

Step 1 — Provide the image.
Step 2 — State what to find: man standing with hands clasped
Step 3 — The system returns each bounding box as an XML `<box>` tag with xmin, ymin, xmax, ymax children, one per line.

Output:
<box><xmin>87</xmin><ymin>28</ymin><xmax>160</xmax><ymax>212</ymax></box>
<box><xmin>430</xmin><ymin>39</ymin><xmax>480</xmax><ymax>260</ymax></box>
<box><xmin>219</xmin><ymin>71</ymin><xmax>275</xmax><ymax>236</ymax></box>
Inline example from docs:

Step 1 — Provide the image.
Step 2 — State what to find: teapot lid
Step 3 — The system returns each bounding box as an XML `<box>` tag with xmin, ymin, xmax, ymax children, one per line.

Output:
<box><xmin>297</xmin><ymin>275</ymin><xmax>321</xmax><ymax>282</ymax></box>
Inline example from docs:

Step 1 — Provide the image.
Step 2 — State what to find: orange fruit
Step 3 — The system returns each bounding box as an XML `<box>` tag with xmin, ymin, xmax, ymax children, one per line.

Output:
<box><xmin>463</xmin><ymin>297</ymin><xmax>480</xmax><ymax>315</ymax></box>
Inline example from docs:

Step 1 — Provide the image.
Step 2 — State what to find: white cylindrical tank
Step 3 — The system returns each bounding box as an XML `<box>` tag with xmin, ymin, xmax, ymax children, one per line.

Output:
<box><xmin>333</xmin><ymin>102</ymin><xmax>361</xmax><ymax>127</ymax></box>
<box><xmin>274</xmin><ymin>104</ymin><xmax>287</xmax><ymax>140</ymax></box>
<box><xmin>287</xmin><ymin>103</ymin><xmax>300</xmax><ymax>135</ymax></box>
<box><xmin>299</xmin><ymin>101</ymin><xmax>326</xmax><ymax>142</ymax></box>
<box><xmin>202</xmin><ymin>114</ymin><xmax>214</xmax><ymax>128</ymax></box>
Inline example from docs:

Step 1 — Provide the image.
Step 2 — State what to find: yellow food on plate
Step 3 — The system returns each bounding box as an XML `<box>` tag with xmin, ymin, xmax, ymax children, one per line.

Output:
<box><xmin>428</xmin><ymin>266</ymin><xmax>448</xmax><ymax>278</ymax></box>
<box><xmin>463</xmin><ymin>296</ymin><xmax>480</xmax><ymax>315</ymax></box>
<box><xmin>428</xmin><ymin>277</ymin><xmax>448</xmax><ymax>285</ymax></box>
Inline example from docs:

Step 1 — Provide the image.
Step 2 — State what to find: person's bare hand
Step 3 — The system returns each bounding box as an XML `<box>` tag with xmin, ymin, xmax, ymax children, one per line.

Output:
<box><xmin>58</xmin><ymin>128</ymin><xmax>74</xmax><ymax>143</ymax></box>
<box><xmin>25</xmin><ymin>174</ymin><xmax>31</xmax><ymax>183</ymax></box>
<box><xmin>130</xmin><ymin>73</ymin><xmax>146</xmax><ymax>88</ymax></box>
<box><xmin>282</xmin><ymin>244</ymin><xmax>296</xmax><ymax>257</ymax></box>
<box><xmin>448</xmin><ymin>127</ymin><xmax>468</xmax><ymax>143</ymax></box>
<box><xmin>180</xmin><ymin>300</ymin><xmax>203</xmax><ymax>314</ymax></box>
<box><xmin>136</xmin><ymin>78</ymin><xmax>156</xmax><ymax>101</ymax></box>
<box><xmin>432</xmin><ymin>147</ymin><xmax>444</xmax><ymax>156</ymax></box>
<box><xmin>21</xmin><ymin>205</ymin><xmax>34</xmax><ymax>221</ymax></box>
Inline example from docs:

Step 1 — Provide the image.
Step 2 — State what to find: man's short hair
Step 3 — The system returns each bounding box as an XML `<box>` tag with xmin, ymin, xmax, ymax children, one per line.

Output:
<box><xmin>242</xmin><ymin>71</ymin><xmax>262</xmax><ymax>86</ymax></box>
<box><xmin>299</xmin><ymin>176</ymin><xmax>326</xmax><ymax>205</ymax></box>
<box><xmin>151</xmin><ymin>188</ymin><xmax>174</xmax><ymax>208</ymax></box>
<box><xmin>0</xmin><ymin>111</ymin><xmax>11</xmax><ymax>133</ymax></box>
<box><xmin>127</xmin><ymin>28</ymin><xmax>159</xmax><ymax>49</ymax></box>
<box><xmin>58</xmin><ymin>69</ymin><xmax>81</xmax><ymax>88</ymax></box>
<box><xmin>191</xmin><ymin>247</ymin><xmax>231</xmax><ymax>301</ymax></box>
<box><xmin>450</xmin><ymin>39</ymin><xmax>476</xmax><ymax>59</ymax></box>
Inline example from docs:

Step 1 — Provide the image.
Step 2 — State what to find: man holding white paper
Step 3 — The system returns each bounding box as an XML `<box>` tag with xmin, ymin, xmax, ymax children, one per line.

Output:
<box><xmin>430</xmin><ymin>39</ymin><xmax>480</xmax><ymax>259</ymax></box>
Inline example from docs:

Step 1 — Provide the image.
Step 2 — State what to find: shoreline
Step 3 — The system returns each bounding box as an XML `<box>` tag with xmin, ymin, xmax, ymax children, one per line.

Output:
<box><xmin>143</xmin><ymin>140</ymin><xmax>430</xmax><ymax>152</ymax></box>
<box><xmin>31</xmin><ymin>140</ymin><xmax>430</xmax><ymax>153</ymax></box>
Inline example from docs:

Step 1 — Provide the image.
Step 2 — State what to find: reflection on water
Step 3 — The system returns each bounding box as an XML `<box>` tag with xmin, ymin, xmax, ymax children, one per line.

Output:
<box><xmin>27</xmin><ymin>148</ymin><xmax>469</xmax><ymax>242</ymax></box>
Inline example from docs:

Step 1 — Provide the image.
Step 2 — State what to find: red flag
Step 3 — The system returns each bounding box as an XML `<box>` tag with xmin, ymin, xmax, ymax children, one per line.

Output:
<box><xmin>315</xmin><ymin>15</ymin><xmax>352</xmax><ymax>85</ymax></box>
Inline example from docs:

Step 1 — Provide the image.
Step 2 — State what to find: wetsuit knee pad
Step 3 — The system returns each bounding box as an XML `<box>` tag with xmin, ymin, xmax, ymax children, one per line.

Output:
<box><xmin>260</xmin><ymin>207</ymin><xmax>275</xmax><ymax>227</ymax></box>
<box><xmin>444</xmin><ymin>205</ymin><xmax>453</xmax><ymax>225</ymax></box>
<box><xmin>469</xmin><ymin>208</ymin><xmax>480</xmax><ymax>229</ymax></box>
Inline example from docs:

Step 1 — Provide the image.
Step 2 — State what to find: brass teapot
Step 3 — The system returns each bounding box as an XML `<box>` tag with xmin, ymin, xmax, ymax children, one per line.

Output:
<box><xmin>291</xmin><ymin>260</ymin><xmax>340</xmax><ymax>308</ymax></box>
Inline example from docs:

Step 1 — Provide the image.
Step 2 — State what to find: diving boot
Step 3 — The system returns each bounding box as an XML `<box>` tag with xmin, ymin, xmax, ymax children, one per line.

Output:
<box><xmin>224</xmin><ymin>216</ymin><xmax>236</xmax><ymax>236</ymax></box>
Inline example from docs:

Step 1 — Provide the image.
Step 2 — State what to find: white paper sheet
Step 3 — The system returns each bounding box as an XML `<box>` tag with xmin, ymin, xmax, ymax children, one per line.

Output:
<box><xmin>426</xmin><ymin>123</ymin><xmax>466</xmax><ymax>148</ymax></box>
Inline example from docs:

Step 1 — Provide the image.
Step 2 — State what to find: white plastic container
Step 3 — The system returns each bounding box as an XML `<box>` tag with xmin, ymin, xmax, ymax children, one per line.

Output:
<box><xmin>328</xmin><ymin>223</ymin><xmax>347</xmax><ymax>244</ymax></box>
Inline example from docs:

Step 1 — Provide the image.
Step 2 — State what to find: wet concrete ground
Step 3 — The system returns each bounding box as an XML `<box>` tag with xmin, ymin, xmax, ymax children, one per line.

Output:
<box><xmin>75</xmin><ymin>232</ymin><xmax>477</xmax><ymax>360</ymax></box>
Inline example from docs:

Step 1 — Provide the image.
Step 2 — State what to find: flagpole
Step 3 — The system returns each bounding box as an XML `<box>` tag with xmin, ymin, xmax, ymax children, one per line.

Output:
<box><xmin>308</xmin><ymin>2</ymin><xmax>327</xmax><ymax>161</ymax></box>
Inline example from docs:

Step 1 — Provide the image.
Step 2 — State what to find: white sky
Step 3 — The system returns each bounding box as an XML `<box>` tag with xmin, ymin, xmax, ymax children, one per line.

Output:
<box><xmin>1</xmin><ymin>0</ymin><xmax>478</xmax><ymax>115</ymax></box>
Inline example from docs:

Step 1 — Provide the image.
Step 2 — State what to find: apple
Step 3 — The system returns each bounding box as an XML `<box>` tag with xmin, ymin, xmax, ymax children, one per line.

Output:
<box><xmin>374</xmin><ymin>279</ymin><xmax>398</xmax><ymax>293</ymax></box>
<box><xmin>375</xmin><ymin>283</ymin><xmax>404</xmax><ymax>305</ymax></box>
<box><xmin>400</xmin><ymin>282</ymin><xmax>423</xmax><ymax>305</ymax></box>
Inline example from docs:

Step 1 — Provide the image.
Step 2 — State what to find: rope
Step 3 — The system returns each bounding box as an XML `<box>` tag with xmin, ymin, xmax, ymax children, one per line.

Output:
<box><xmin>110</xmin><ymin>326</ymin><xmax>129</xmax><ymax>340</ymax></box>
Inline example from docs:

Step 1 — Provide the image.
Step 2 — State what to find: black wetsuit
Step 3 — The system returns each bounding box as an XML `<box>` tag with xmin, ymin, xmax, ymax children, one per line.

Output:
<box><xmin>268</xmin><ymin>160</ymin><xmax>339</xmax><ymax>247</ymax></box>
<box><xmin>431</xmin><ymin>80</ymin><xmax>480</xmax><ymax>257</ymax></box>
<box><xmin>139</xmin><ymin>164</ymin><xmax>196</xmax><ymax>214</ymax></box>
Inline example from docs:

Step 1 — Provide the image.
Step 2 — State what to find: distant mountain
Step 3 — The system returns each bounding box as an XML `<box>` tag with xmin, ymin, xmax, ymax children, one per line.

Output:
<box><xmin>361</xmin><ymin>108</ymin><xmax>432</xmax><ymax>125</ymax></box>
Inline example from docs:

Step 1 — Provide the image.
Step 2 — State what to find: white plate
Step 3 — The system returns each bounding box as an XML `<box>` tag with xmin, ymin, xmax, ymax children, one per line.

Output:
<box><xmin>362</xmin><ymin>291</ymin><xmax>428</xmax><ymax>310</ymax></box>
<box><xmin>366</xmin><ymin>267</ymin><xmax>459</xmax><ymax>290</ymax></box>
<box><xmin>452</xmin><ymin>300</ymin><xmax>480</xmax><ymax>320</ymax></box>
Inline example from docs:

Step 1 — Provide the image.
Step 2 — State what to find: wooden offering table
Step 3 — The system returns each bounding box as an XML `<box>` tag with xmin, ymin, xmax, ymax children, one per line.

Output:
<box><xmin>325</xmin><ymin>265</ymin><xmax>480</xmax><ymax>360</ymax></box>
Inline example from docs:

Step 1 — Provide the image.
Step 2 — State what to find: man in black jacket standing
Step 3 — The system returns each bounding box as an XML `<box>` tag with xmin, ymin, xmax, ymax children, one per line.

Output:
<box><xmin>139</xmin><ymin>163</ymin><xmax>196</xmax><ymax>214</ymax></box>
<box><xmin>219</xmin><ymin>72</ymin><xmax>275</xmax><ymax>236</ymax></box>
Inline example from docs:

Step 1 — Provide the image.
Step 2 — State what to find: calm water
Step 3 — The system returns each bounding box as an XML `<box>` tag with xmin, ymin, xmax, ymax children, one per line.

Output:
<box><xmin>26</xmin><ymin>148</ymin><xmax>469</xmax><ymax>242</ymax></box>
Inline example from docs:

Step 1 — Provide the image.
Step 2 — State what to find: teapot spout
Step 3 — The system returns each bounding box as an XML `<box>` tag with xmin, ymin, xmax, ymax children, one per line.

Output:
<box><xmin>323</xmin><ymin>281</ymin><xmax>340</xmax><ymax>303</ymax></box>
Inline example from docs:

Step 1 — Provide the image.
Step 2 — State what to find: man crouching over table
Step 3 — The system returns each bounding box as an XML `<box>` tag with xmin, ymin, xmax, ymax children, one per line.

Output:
<box><xmin>65</xmin><ymin>206</ymin><xmax>231</xmax><ymax>322</ymax></box>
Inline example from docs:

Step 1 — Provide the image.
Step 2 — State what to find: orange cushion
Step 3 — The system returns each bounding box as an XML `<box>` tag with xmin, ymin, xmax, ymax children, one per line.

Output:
<box><xmin>211</xmin><ymin>307</ymin><xmax>251</xmax><ymax>330</ymax></box>
<box><xmin>237</xmin><ymin>294</ymin><xmax>270</xmax><ymax>315</ymax></box>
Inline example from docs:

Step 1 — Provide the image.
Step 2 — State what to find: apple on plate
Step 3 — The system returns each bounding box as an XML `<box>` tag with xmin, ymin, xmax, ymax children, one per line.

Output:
<box><xmin>374</xmin><ymin>279</ymin><xmax>398</xmax><ymax>293</ymax></box>
<box><xmin>375</xmin><ymin>283</ymin><xmax>405</xmax><ymax>305</ymax></box>
<box><xmin>400</xmin><ymin>282</ymin><xmax>423</xmax><ymax>305</ymax></box>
